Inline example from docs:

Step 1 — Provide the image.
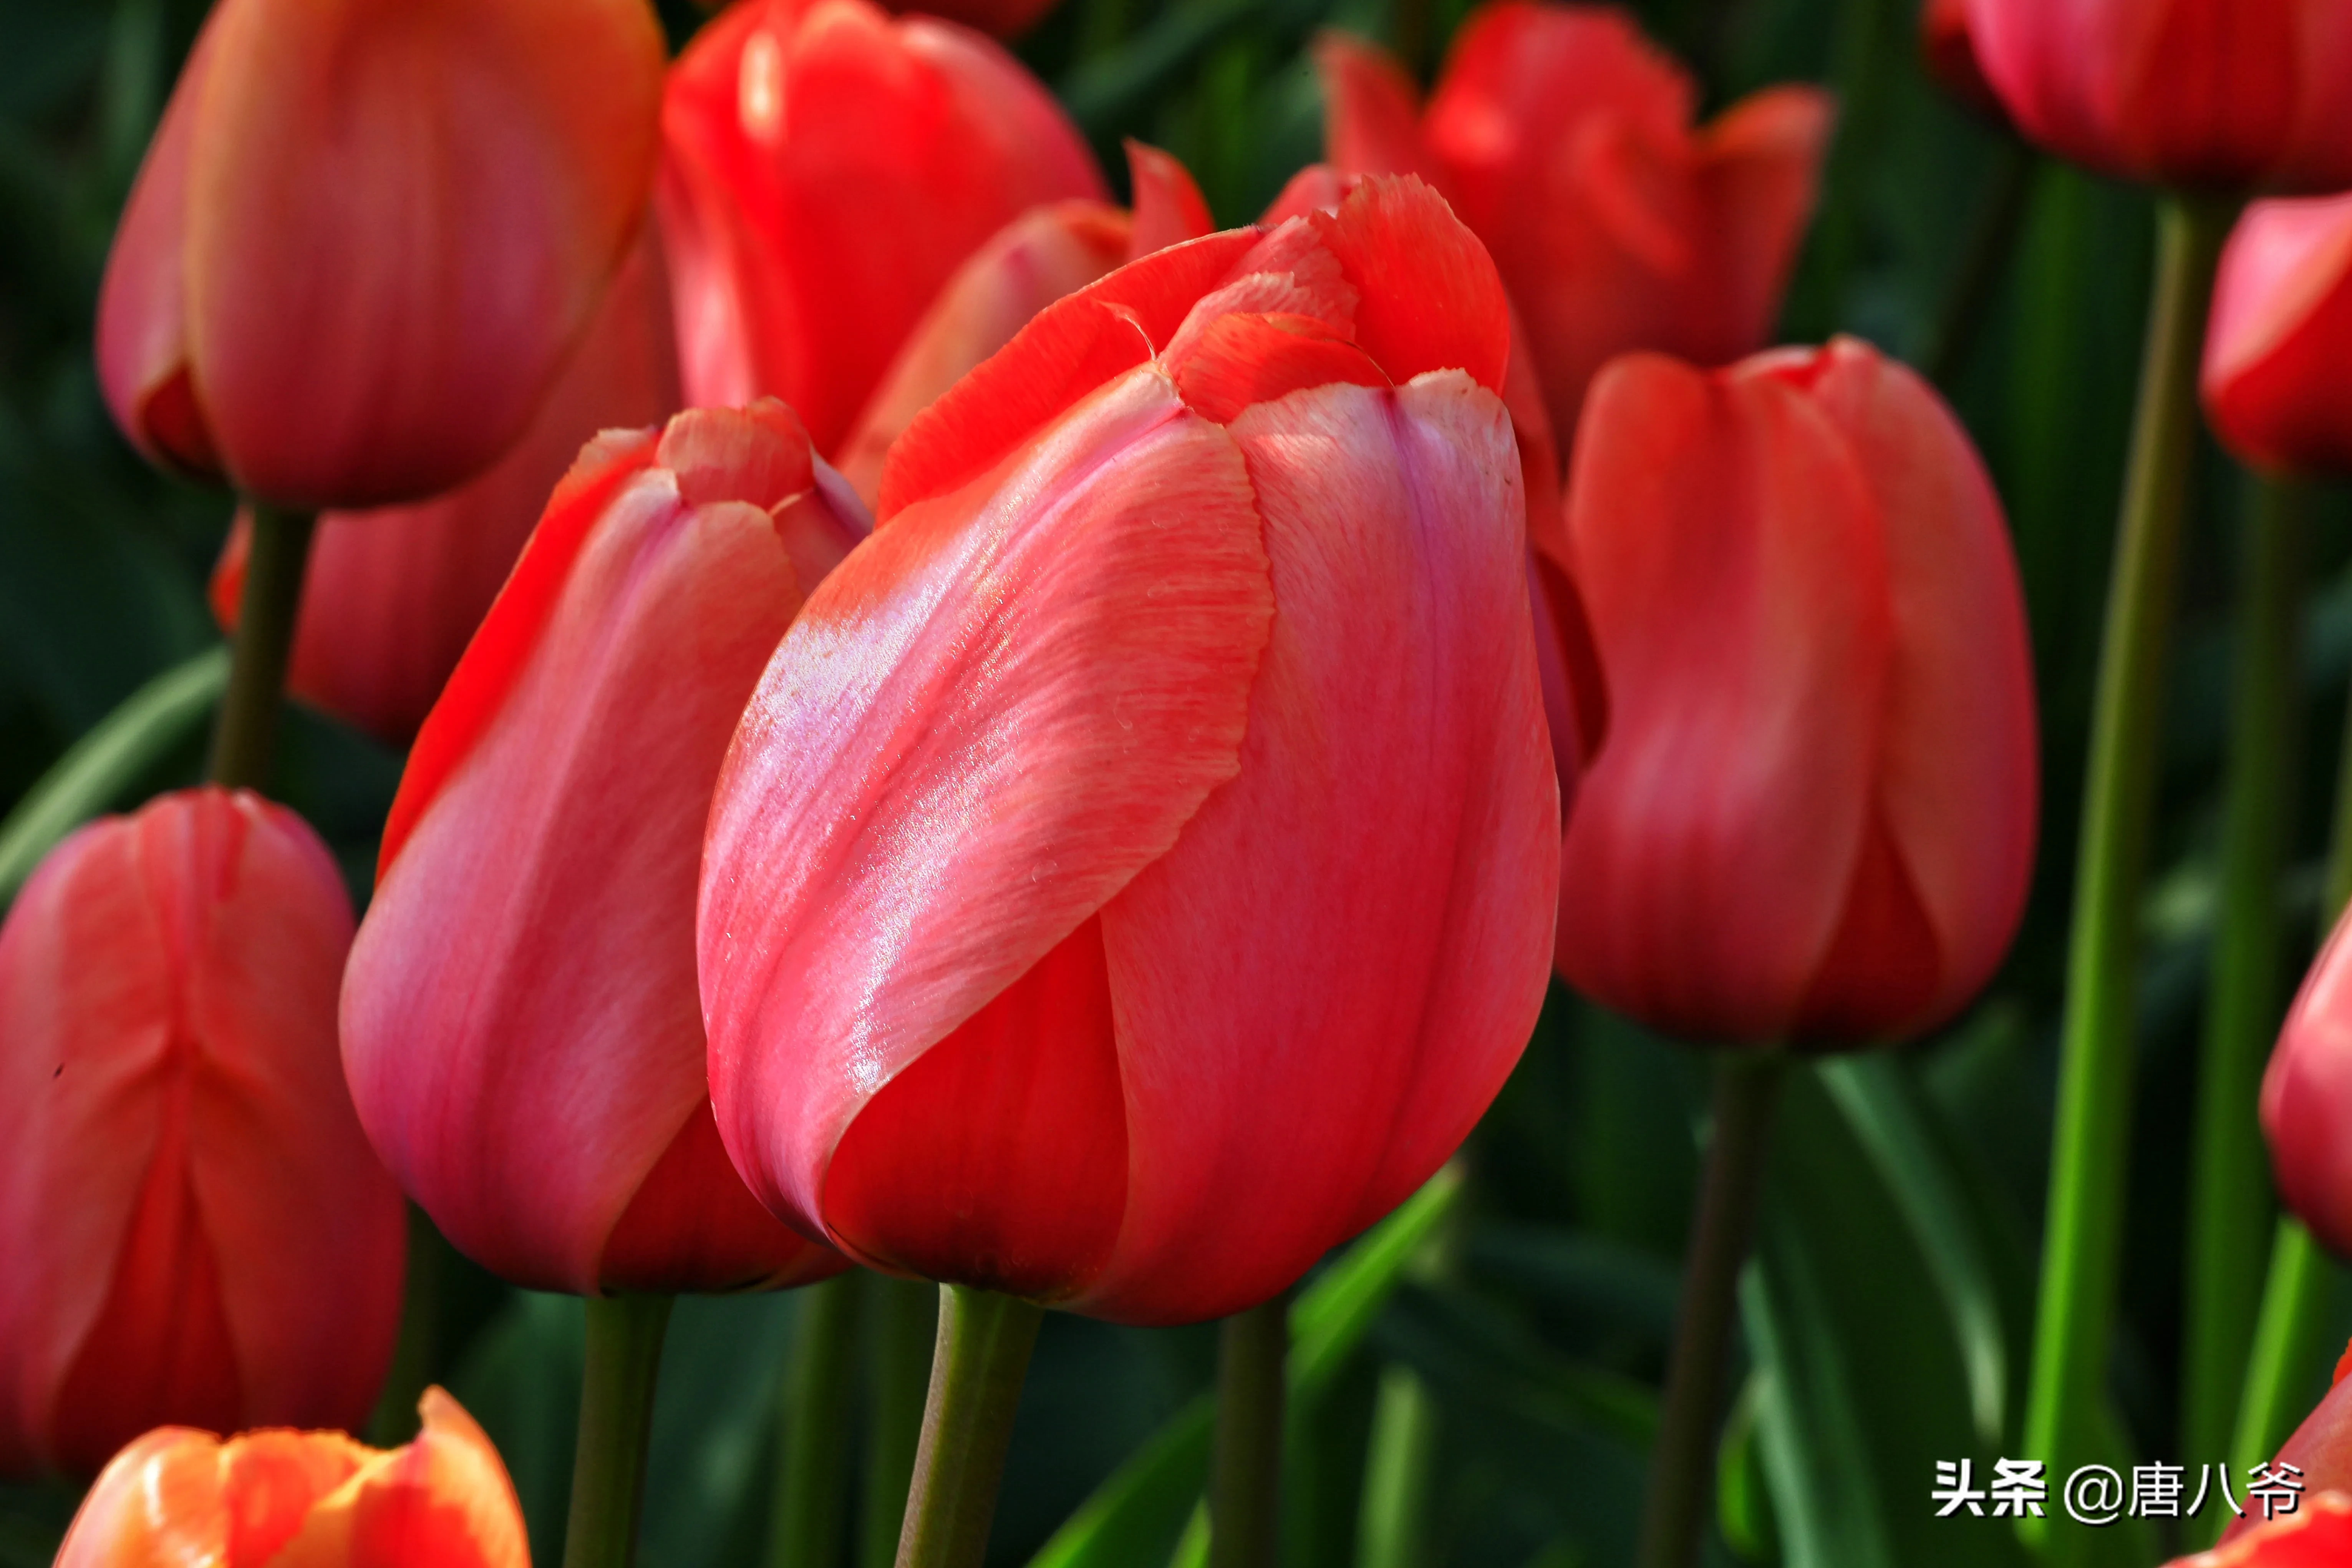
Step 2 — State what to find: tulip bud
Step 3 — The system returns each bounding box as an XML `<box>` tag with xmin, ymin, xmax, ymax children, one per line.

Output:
<box><xmin>1918</xmin><ymin>0</ymin><xmax>2004</xmax><ymax>119</ymax></box>
<box><xmin>1554</xmin><ymin>338</ymin><xmax>2038</xmax><ymax>1046</ymax></box>
<box><xmin>209</xmin><ymin>223</ymin><xmax>683</xmax><ymax>745</ymax></box>
<box><xmin>1314</xmin><ymin>9</ymin><xmax>1835</xmax><ymax>443</ymax></box>
<box><xmin>55</xmin><ymin>1388</ymin><xmax>525</xmax><ymax>1568</ymax></box>
<box><xmin>2262</xmin><ymin>910</ymin><xmax>2352</xmax><ymax>1257</ymax></box>
<box><xmin>1963</xmin><ymin>0</ymin><xmax>2352</xmax><ymax>193</ymax></box>
<box><xmin>0</xmin><ymin>789</ymin><xmax>404</xmax><ymax>1477</ymax></box>
<box><xmin>96</xmin><ymin>0</ymin><xmax>666</xmax><ymax>511</ymax></box>
<box><xmin>658</xmin><ymin>0</ymin><xmax>1104</xmax><ymax>457</ymax></box>
<box><xmin>833</xmin><ymin>141</ymin><xmax>1214</xmax><ymax>502</ymax></box>
<box><xmin>699</xmin><ymin>177</ymin><xmax>1560</xmax><ymax>1326</ymax></box>
<box><xmin>2202</xmin><ymin>194</ymin><xmax>2352</xmax><ymax>476</ymax></box>
<box><xmin>342</xmin><ymin>402</ymin><xmax>860</xmax><ymax>1297</ymax></box>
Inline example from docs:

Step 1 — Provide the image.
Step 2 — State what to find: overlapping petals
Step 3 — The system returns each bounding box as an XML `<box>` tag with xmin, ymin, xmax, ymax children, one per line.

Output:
<box><xmin>2203</xmin><ymin>193</ymin><xmax>2352</xmax><ymax>474</ymax></box>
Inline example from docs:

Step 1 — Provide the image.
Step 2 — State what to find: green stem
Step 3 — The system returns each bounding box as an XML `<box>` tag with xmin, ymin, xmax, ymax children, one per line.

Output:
<box><xmin>1355</xmin><ymin>1367</ymin><xmax>1439</xmax><ymax>1568</ymax></box>
<box><xmin>2018</xmin><ymin>194</ymin><xmax>2236</xmax><ymax>1562</ymax></box>
<box><xmin>862</xmin><ymin>1275</ymin><xmax>938</xmax><ymax>1568</ymax></box>
<box><xmin>208</xmin><ymin>503</ymin><xmax>315</xmax><ymax>792</ymax></box>
<box><xmin>2181</xmin><ymin>473</ymin><xmax>2306</xmax><ymax>1466</ymax></box>
<box><xmin>563</xmin><ymin>1294</ymin><xmax>675</xmax><ymax>1568</ymax></box>
<box><xmin>365</xmin><ymin>1205</ymin><xmax>449</xmax><ymax>1448</ymax></box>
<box><xmin>771</xmin><ymin>1275</ymin><xmax>861</xmax><ymax>1568</ymax></box>
<box><xmin>894</xmin><ymin>1286</ymin><xmax>1043</xmax><ymax>1568</ymax></box>
<box><xmin>1635</xmin><ymin>1052</ymin><xmax>1788</xmax><ymax>1568</ymax></box>
<box><xmin>1207</xmin><ymin>1295</ymin><xmax>1288</xmax><ymax>1568</ymax></box>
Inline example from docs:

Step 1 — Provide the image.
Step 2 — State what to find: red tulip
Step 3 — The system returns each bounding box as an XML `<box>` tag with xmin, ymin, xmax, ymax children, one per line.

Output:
<box><xmin>657</xmin><ymin>0</ymin><xmax>1104</xmax><ymax>457</ymax></box>
<box><xmin>0</xmin><ymin>789</ymin><xmax>404</xmax><ymax>1476</ymax></box>
<box><xmin>96</xmin><ymin>0</ymin><xmax>665</xmax><ymax>511</ymax></box>
<box><xmin>2188</xmin><ymin>1496</ymin><xmax>2352</xmax><ymax>1565</ymax></box>
<box><xmin>698</xmin><ymin>177</ymin><xmax>1559</xmax><ymax>1326</ymax></box>
<box><xmin>342</xmin><ymin>403</ymin><xmax>859</xmax><ymax>1297</ymax></box>
<box><xmin>55</xmin><ymin>1388</ymin><xmax>526</xmax><ymax>1568</ymax></box>
<box><xmin>2202</xmin><ymin>193</ymin><xmax>2352</xmax><ymax>474</ymax></box>
<box><xmin>1315</xmin><ymin>8</ymin><xmax>1835</xmax><ymax>443</ymax></box>
<box><xmin>1919</xmin><ymin>0</ymin><xmax>2004</xmax><ymax>118</ymax></box>
<box><xmin>2261</xmin><ymin>908</ymin><xmax>2352</xmax><ymax>1258</ymax></box>
<box><xmin>834</xmin><ymin>141</ymin><xmax>1214</xmax><ymax>502</ymax></box>
<box><xmin>209</xmin><ymin>224</ymin><xmax>682</xmax><ymax>745</ymax></box>
<box><xmin>1963</xmin><ymin>0</ymin><xmax>2352</xmax><ymax>193</ymax></box>
<box><xmin>1554</xmin><ymin>338</ymin><xmax>2037</xmax><ymax>1045</ymax></box>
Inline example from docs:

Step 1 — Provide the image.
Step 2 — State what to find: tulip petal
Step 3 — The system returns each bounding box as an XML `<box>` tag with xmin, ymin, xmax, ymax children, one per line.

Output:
<box><xmin>873</xmin><ymin>230</ymin><xmax>1261</xmax><ymax>518</ymax></box>
<box><xmin>1308</xmin><ymin>177</ymin><xmax>1510</xmax><ymax>395</ymax></box>
<box><xmin>52</xmin><ymin>1428</ymin><xmax>227</xmax><ymax>1568</ymax></box>
<box><xmin>1692</xmin><ymin>87</ymin><xmax>1837</xmax><ymax>366</ymax></box>
<box><xmin>222</xmin><ymin>1431</ymin><xmax>373</xmax><ymax>1566</ymax></box>
<box><xmin>1797</xmin><ymin>340</ymin><xmax>2036</xmax><ymax>1033</ymax></box>
<box><xmin>2265</xmin><ymin>916</ymin><xmax>2352</xmax><ymax>1257</ymax></box>
<box><xmin>1556</xmin><ymin>353</ymin><xmax>1891</xmax><ymax>1043</ymax></box>
<box><xmin>1171</xmin><ymin>313</ymin><xmax>1390</xmax><ymax>423</ymax></box>
<box><xmin>1311</xmin><ymin>31</ymin><xmax>1438</xmax><ymax>185</ymax></box>
<box><xmin>1076</xmin><ymin>373</ymin><xmax>1556</xmax><ymax>1324</ymax></box>
<box><xmin>701</xmin><ymin>368</ymin><xmax>1271</xmax><ymax>1241</ymax></box>
<box><xmin>346</xmin><ymin>409</ymin><xmax>819</xmax><ymax>1293</ymax></box>
<box><xmin>184</xmin><ymin>0</ymin><xmax>665</xmax><ymax>507</ymax></box>
<box><xmin>2204</xmin><ymin>194</ymin><xmax>2352</xmax><ymax>473</ymax></box>
<box><xmin>270</xmin><ymin>1390</ymin><xmax>528</xmax><ymax>1568</ymax></box>
<box><xmin>1124</xmin><ymin>140</ymin><xmax>1215</xmax><ymax>259</ymax></box>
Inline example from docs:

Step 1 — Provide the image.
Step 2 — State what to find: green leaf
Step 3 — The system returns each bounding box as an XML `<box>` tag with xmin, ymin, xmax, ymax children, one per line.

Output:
<box><xmin>0</xmin><ymin>643</ymin><xmax>225</xmax><ymax>903</ymax></box>
<box><xmin>1026</xmin><ymin>1165</ymin><xmax>1467</xmax><ymax>1568</ymax></box>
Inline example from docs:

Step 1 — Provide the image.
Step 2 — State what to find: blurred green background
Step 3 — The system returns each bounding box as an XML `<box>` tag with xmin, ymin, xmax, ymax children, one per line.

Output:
<box><xmin>2</xmin><ymin>0</ymin><xmax>2347</xmax><ymax>1564</ymax></box>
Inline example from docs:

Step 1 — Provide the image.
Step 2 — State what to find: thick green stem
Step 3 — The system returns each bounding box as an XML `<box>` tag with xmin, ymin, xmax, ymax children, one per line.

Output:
<box><xmin>563</xmin><ymin>1295</ymin><xmax>674</xmax><ymax>1568</ymax></box>
<box><xmin>862</xmin><ymin>1276</ymin><xmax>938</xmax><ymax>1568</ymax></box>
<box><xmin>1355</xmin><ymin>1368</ymin><xmax>1439</xmax><ymax>1568</ymax></box>
<box><xmin>771</xmin><ymin>1275</ymin><xmax>861</xmax><ymax>1568</ymax></box>
<box><xmin>365</xmin><ymin>1205</ymin><xmax>448</xmax><ymax>1447</ymax></box>
<box><xmin>1636</xmin><ymin>1052</ymin><xmax>1788</xmax><ymax>1568</ymax></box>
<box><xmin>2019</xmin><ymin>194</ymin><xmax>2235</xmax><ymax>1561</ymax></box>
<box><xmin>1208</xmin><ymin>1295</ymin><xmax>1288</xmax><ymax>1568</ymax></box>
<box><xmin>2181</xmin><ymin>473</ymin><xmax>2306</xmax><ymax>1466</ymax></box>
<box><xmin>894</xmin><ymin>1286</ymin><xmax>1042</xmax><ymax>1568</ymax></box>
<box><xmin>208</xmin><ymin>503</ymin><xmax>315</xmax><ymax>791</ymax></box>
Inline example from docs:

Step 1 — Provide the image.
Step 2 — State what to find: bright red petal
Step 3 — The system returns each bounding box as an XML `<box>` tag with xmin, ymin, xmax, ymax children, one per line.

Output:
<box><xmin>1312</xmin><ymin>31</ymin><xmax>1436</xmax><ymax>184</ymax></box>
<box><xmin>1124</xmin><ymin>140</ymin><xmax>1214</xmax><ymax>259</ymax></box>
<box><xmin>1308</xmin><ymin>176</ymin><xmax>1509</xmax><ymax>395</ymax></box>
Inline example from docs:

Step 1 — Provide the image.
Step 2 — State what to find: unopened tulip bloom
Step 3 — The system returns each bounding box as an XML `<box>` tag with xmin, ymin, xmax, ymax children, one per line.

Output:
<box><xmin>1918</xmin><ymin>0</ymin><xmax>2002</xmax><ymax>119</ymax></box>
<box><xmin>2261</xmin><ymin>910</ymin><xmax>2352</xmax><ymax>1258</ymax></box>
<box><xmin>834</xmin><ymin>141</ymin><xmax>1214</xmax><ymax>501</ymax></box>
<box><xmin>209</xmin><ymin>225</ymin><xmax>681</xmax><ymax>744</ymax></box>
<box><xmin>1964</xmin><ymin>0</ymin><xmax>2352</xmax><ymax>193</ymax></box>
<box><xmin>97</xmin><ymin>0</ymin><xmax>665</xmax><ymax>510</ymax></box>
<box><xmin>1555</xmin><ymin>338</ymin><xmax>2037</xmax><ymax>1045</ymax></box>
<box><xmin>658</xmin><ymin>0</ymin><xmax>1103</xmax><ymax>456</ymax></box>
<box><xmin>343</xmin><ymin>403</ymin><xmax>859</xmax><ymax>1297</ymax></box>
<box><xmin>2202</xmin><ymin>194</ymin><xmax>2352</xmax><ymax>474</ymax></box>
<box><xmin>700</xmin><ymin>177</ymin><xmax>1559</xmax><ymax>1326</ymax></box>
<box><xmin>55</xmin><ymin>1388</ymin><xmax>525</xmax><ymax>1568</ymax></box>
<box><xmin>1316</xmin><ymin>8</ymin><xmax>1834</xmax><ymax>442</ymax></box>
<box><xmin>0</xmin><ymin>789</ymin><xmax>403</xmax><ymax>1476</ymax></box>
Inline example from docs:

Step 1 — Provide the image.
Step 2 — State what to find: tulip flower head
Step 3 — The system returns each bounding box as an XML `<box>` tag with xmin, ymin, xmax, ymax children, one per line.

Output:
<box><xmin>208</xmin><ymin>223</ymin><xmax>682</xmax><ymax>744</ymax></box>
<box><xmin>54</xmin><ymin>1388</ymin><xmax>526</xmax><ymax>1568</ymax></box>
<box><xmin>699</xmin><ymin>176</ymin><xmax>1561</xmax><ymax>1326</ymax></box>
<box><xmin>2260</xmin><ymin>906</ymin><xmax>2352</xmax><ymax>1260</ymax></box>
<box><xmin>1963</xmin><ymin>0</ymin><xmax>2352</xmax><ymax>193</ymax></box>
<box><xmin>833</xmin><ymin>141</ymin><xmax>1216</xmax><ymax>502</ymax></box>
<box><xmin>342</xmin><ymin>402</ymin><xmax>860</xmax><ymax>1297</ymax></box>
<box><xmin>0</xmin><ymin>789</ymin><xmax>404</xmax><ymax>1477</ymax></box>
<box><xmin>1315</xmin><ymin>7</ymin><xmax>1835</xmax><ymax>443</ymax></box>
<box><xmin>658</xmin><ymin>0</ymin><xmax>1104</xmax><ymax>456</ymax></box>
<box><xmin>1918</xmin><ymin>0</ymin><xmax>2004</xmax><ymax>119</ymax></box>
<box><xmin>97</xmin><ymin>0</ymin><xmax>666</xmax><ymax>511</ymax></box>
<box><xmin>1553</xmin><ymin>338</ymin><xmax>2038</xmax><ymax>1047</ymax></box>
<box><xmin>2203</xmin><ymin>192</ymin><xmax>2352</xmax><ymax>475</ymax></box>
<box><xmin>2179</xmin><ymin>1348</ymin><xmax>2352</xmax><ymax>1556</ymax></box>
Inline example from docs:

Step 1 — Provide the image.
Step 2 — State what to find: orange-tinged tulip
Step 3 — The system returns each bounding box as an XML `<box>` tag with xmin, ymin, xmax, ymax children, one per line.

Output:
<box><xmin>1964</xmin><ymin>0</ymin><xmax>2352</xmax><ymax>194</ymax></box>
<box><xmin>699</xmin><ymin>177</ymin><xmax>1558</xmax><ymax>1325</ymax></box>
<box><xmin>341</xmin><ymin>404</ymin><xmax>859</xmax><ymax>1296</ymax></box>
<box><xmin>53</xmin><ymin>1388</ymin><xmax>526</xmax><ymax>1568</ymax></box>
<box><xmin>657</xmin><ymin>0</ymin><xmax>1104</xmax><ymax>457</ymax></box>
<box><xmin>2185</xmin><ymin>1495</ymin><xmax>2352</xmax><ymax>1564</ymax></box>
<box><xmin>96</xmin><ymin>0</ymin><xmax>665</xmax><ymax>511</ymax></box>
<box><xmin>0</xmin><ymin>789</ymin><xmax>404</xmax><ymax>1477</ymax></box>
<box><xmin>1316</xmin><ymin>7</ymin><xmax>1834</xmax><ymax>444</ymax></box>
<box><xmin>207</xmin><ymin>223</ymin><xmax>682</xmax><ymax>745</ymax></box>
<box><xmin>2203</xmin><ymin>192</ymin><xmax>2352</xmax><ymax>475</ymax></box>
<box><xmin>833</xmin><ymin>141</ymin><xmax>1214</xmax><ymax>501</ymax></box>
<box><xmin>1555</xmin><ymin>338</ymin><xmax>2037</xmax><ymax>1045</ymax></box>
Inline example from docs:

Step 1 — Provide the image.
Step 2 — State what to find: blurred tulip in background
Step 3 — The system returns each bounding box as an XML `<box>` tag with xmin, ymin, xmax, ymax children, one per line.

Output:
<box><xmin>206</xmin><ymin>225</ymin><xmax>683</xmax><ymax>746</ymax></box>
<box><xmin>53</xmin><ymin>1388</ymin><xmax>526</xmax><ymax>1568</ymax></box>
<box><xmin>1315</xmin><ymin>4</ymin><xmax>1834</xmax><ymax>444</ymax></box>
<box><xmin>1963</xmin><ymin>0</ymin><xmax>2352</xmax><ymax>194</ymax></box>
<box><xmin>0</xmin><ymin>789</ymin><xmax>404</xmax><ymax>1476</ymax></box>
<box><xmin>1553</xmin><ymin>337</ymin><xmax>2037</xmax><ymax>1046</ymax></box>
<box><xmin>700</xmin><ymin>178</ymin><xmax>1558</xmax><ymax>1326</ymax></box>
<box><xmin>341</xmin><ymin>403</ymin><xmax>859</xmax><ymax>1297</ymax></box>
<box><xmin>94</xmin><ymin>0</ymin><xmax>666</xmax><ymax>509</ymax></box>
<box><xmin>658</xmin><ymin>0</ymin><xmax>1103</xmax><ymax>457</ymax></box>
<box><xmin>2204</xmin><ymin>193</ymin><xmax>2352</xmax><ymax>475</ymax></box>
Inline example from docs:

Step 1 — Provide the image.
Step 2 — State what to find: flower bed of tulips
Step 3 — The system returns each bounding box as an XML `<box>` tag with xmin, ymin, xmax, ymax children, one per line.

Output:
<box><xmin>10</xmin><ymin>0</ymin><xmax>2352</xmax><ymax>1566</ymax></box>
